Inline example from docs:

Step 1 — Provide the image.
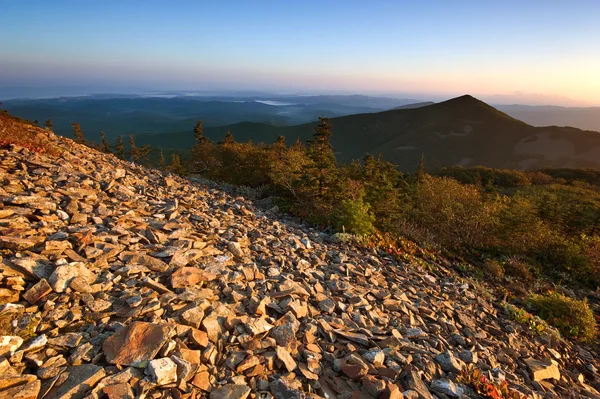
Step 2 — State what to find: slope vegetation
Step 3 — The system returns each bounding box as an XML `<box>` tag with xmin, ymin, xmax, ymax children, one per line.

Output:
<box><xmin>0</xmin><ymin>111</ymin><xmax>598</xmax><ymax>398</ymax></box>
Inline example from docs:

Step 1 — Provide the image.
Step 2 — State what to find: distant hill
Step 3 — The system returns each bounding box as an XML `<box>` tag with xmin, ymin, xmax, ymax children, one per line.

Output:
<box><xmin>496</xmin><ymin>104</ymin><xmax>600</xmax><ymax>132</ymax></box>
<box><xmin>137</xmin><ymin>95</ymin><xmax>600</xmax><ymax>171</ymax></box>
<box><xmin>391</xmin><ymin>101</ymin><xmax>435</xmax><ymax>110</ymax></box>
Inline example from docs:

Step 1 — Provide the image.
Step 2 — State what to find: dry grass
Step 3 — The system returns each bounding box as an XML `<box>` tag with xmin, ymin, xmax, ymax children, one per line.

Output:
<box><xmin>0</xmin><ymin>110</ymin><xmax>61</xmax><ymax>156</ymax></box>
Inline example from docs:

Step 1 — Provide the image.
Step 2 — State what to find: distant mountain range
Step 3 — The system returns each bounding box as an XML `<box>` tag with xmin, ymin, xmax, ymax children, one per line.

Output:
<box><xmin>3</xmin><ymin>94</ymin><xmax>600</xmax><ymax>171</ymax></box>
<box><xmin>134</xmin><ymin>95</ymin><xmax>600</xmax><ymax>171</ymax></box>
<box><xmin>1</xmin><ymin>95</ymin><xmax>421</xmax><ymax>139</ymax></box>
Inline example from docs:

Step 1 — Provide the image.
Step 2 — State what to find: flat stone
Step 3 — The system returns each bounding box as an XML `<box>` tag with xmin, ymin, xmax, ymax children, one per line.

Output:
<box><xmin>102</xmin><ymin>383</ymin><xmax>134</xmax><ymax>399</ymax></box>
<box><xmin>401</xmin><ymin>365</ymin><xmax>433</xmax><ymax>399</ymax></box>
<box><xmin>209</xmin><ymin>384</ymin><xmax>251</xmax><ymax>399</ymax></box>
<box><xmin>431</xmin><ymin>379</ymin><xmax>463</xmax><ymax>397</ymax></box>
<box><xmin>276</xmin><ymin>346</ymin><xmax>297</xmax><ymax>372</ymax></box>
<box><xmin>147</xmin><ymin>357</ymin><xmax>178</xmax><ymax>385</ymax></box>
<box><xmin>192</xmin><ymin>370</ymin><xmax>212</xmax><ymax>391</ymax></box>
<box><xmin>0</xmin><ymin>236</ymin><xmax>43</xmax><ymax>251</ymax></box>
<box><xmin>435</xmin><ymin>350</ymin><xmax>463</xmax><ymax>373</ymax></box>
<box><xmin>180</xmin><ymin>306</ymin><xmax>204</xmax><ymax>329</ymax></box>
<box><xmin>102</xmin><ymin>322</ymin><xmax>172</xmax><ymax>366</ymax></box>
<box><xmin>0</xmin><ymin>336</ymin><xmax>23</xmax><ymax>357</ymax></box>
<box><xmin>0</xmin><ymin>378</ymin><xmax>40</xmax><ymax>399</ymax></box>
<box><xmin>48</xmin><ymin>262</ymin><xmax>96</xmax><ymax>293</ymax></box>
<box><xmin>44</xmin><ymin>364</ymin><xmax>105</xmax><ymax>399</ymax></box>
<box><xmin>127</xmin><ymin>254</ymin><xmax>168</xmax><ymax>273</ymax></box>
<box><xmin>363</xmin><ymin>348</ymin><xmax>385</xmax><ymax>366</ymax></box>
<box><xmin>525</xmin><ymin>358</ymin><xmax>561</xmax><ymax>381</ymax></box>
<box><xmin>171</xmin><ymin>267</ymin><xmax>217</xmax><ymax>288</ymax></box>
<box><xmin>22</xmin><ymin>278</ymin><xmax>52</xmax><ymax>304</ymax></box>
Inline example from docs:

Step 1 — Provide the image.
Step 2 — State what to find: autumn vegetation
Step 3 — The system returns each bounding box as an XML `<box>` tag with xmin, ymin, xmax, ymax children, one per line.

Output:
<box><xmin>3</xmin><ymin>108</ymin><xmax>597</xmax><ymax>343</ymax></box>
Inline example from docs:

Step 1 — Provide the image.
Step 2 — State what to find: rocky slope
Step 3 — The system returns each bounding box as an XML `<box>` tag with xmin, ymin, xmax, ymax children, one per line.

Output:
<box><xmin>0</xmin><ymin>124</ymin><xmax>599</xmax><ymax>399</ymax></box>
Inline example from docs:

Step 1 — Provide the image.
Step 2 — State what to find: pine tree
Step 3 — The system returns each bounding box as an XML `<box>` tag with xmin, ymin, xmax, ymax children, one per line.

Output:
<box><xmin>71</xmin><ymin>123</ymin><xmax>86</xmax><ymax>144</ymax></box>
<box><xmin>159</xmin><ymin>148</ymin><xmax>166</xmax><ymax>169</ymax></box>
<box><xmin>99</xmin><ymin>132</ymin><xmax>111</xmax><ymax>153</ymax></box>
<box><xmin>128</xmin><ymin>134</ymin><xmax>150</xmax><ymax>163</ymax></box>
<box><xmin>32</xmin><ymin>120</ymin><xmax>39</xmax><ymax>127</ymax></box>
<box><xmin>417</xmin><ymin>153</ymin><xmax>427</xmax><ymax>182</ymax></box>
<box><xmin>194</xmin><ymin>121</ymin><xmax>205</xmax><ymax>143</ymax></box>
<box><xmin>305</xmin><ymin>117</ymin><xmax>338</xmax><ymax>198</ymax></box>
<box><xmin>114</xmin><ymin>136</ymin><xmax>125</xmax><ymax>159</ymax></box>
<box><xmin>190</xmin><ymin>120</ymin><xmax>216</xmax><ymax>174</ymax></box>
<box><xmin>221</xmin><ymin>130</ymin><xmax>235</xmax><ymax>145</ymax></box>
<box><xmin>45</xmin><ymin>119</ymin><xmax>53</xmax><ymax>130</ymax></box>
<box><xmin>169</xmin><ymin>154</ymin><xmax>186</xmax><ymax>175</ymax></box>
<box><xmin>307</xmin><ymin>117</ymin><xmax>335</xmax><ymax>168</ymax></box>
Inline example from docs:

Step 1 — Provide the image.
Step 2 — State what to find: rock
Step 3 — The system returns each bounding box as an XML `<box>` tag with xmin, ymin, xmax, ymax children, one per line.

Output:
<box><xmin>341</xmin><ymin>354</ymin><xmax>369</xmax><ymax>380</ymax></box>
<box><xmin>525</xmin><ymin>358</ymin><xmax>561</xmax><ymax>381</ymax></box>
<box><xmin>400</xmin><ymin>365</ymin><xmax>433</xmax><ymax>399</ymax></box>
<box><xmin>192</xmin><ymin>371</ymin><xmax>212</xmax><ymax>391</ymax></box>
<box><xmin>210</xmin><ymin>384</ymin><xmax>251</xmax><ymax>399</ymax></box>
<box><xmin>227</xmin><ymin>241</ymin><xmax>244</xmax><ymax>258</ymax></box>
<box><xmin>171</xmin><ymin>267</ymin><xmax>217</xmax><ymax>288</ymax></box>
<box><xmin>276</xmin><ymin>345</ymin><xmax>297</xmax><ymax>372</ymax></box>
<box><xmin>379</xmin><ymin>383</ymin><xmax>404</xmax><ymax>399</ymax></box>
<box><xmin>269</xmin><ymin>378</ymin><xmax>305</xmax><ymax>399</ymax></box>
<box><xmin>458</xmin><ymin>349</ymin><xmax>477</xmax><ymax>364</ymax></box>
<box><xmin>180</xmin><ymin>306</ymin><xmax>205</xmax><ymax>328</ymax></box>
<box><xmin>102</xmin><ymin>322</ymin><xmax>172</xmax><ymax>366</ymax></box>
<box><xmin>435</xmin><ymin>350</ymin><xmax>463</xmax><ymax>373</ymax></box>
<box><xmin>0</xmin><ymin>236</ymin><xmax>43</xmax><ymax>251</ymax></box>
<box><xmin>0</xmin><ymin>336</ymin><xmax>23</xmax><ymax>357</ymax></box>
<box><xmin>363</xmin><ymin>348</ymin><xmax>385</xmax><ymax>366</ymax></box>
<box><xmin>22</xmin><ymin>278</ymin><xmax>52</xmax><ymax>304</ymax></box>
<box><xmin>48</xmin><ymin>262</ymin><xmax>96</xmax><ymax>293</ymax></box>
<box><xmin>102</xmin><ymin>383</ymin><xmax>134</xmax><ymax>399</ymax></box>
<box><xmin>44</xmin><ymin>364</ymin><xmax>105</xmax><ymax>399</ymax></box>
<box><xmin>147</xmin><ymin>358</ymin><xmax>177</xmax><ymax>385</ymax></box>
<box><xmin>406</xmin><ymin>328</ymin><xmax>427</xmax><ymax>340</ymax></box>
<box><xmin>0</xmin><ymin>378</ymin><xmax>40</xmax><ymax>399</ymax></box>
<box><xmin>430</xmin><ymin>379</ymin><xmax>462</xmax><ymax>397</ymax></box>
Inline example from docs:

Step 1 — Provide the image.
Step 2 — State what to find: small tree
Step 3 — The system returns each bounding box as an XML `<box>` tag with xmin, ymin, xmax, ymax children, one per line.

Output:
<box><xmin>159</xmin><ymin>148</ymin><xmax>166</xmax><ymax>169</ymax></box>
<box><xmin>221</xmin><ymin>130</ymin><xmax>235</xmax><ymax>145</ymax></box>
<box><xmin>190</xmin><ymin>120</ymin><xmax>217</xmax><ymax>174</ymax></box>
<box><xmin>128</xmin><ymin>134</ymin><xmax>150</xmax><ymax>163</ymax></box>
<box><xmin>194</xmin><ymin>121</ymin><xmax>205</xmax><ymax>142</ymax></box>
<box><xmin>45</xmin><ymin>119</ymin><xmax>53</xmax><ymax>130</ymax></box>
<box><xmin>99</xmin><ymin>132</ymin><xmax>111</xmax><ymax>153</ymax></box>
<box><xmin>304</xmin><ymin>117</ymin><xmax>338</xmax><ymax>199</ymax></box>
<box><xmin>71</xmin><ymin>123</ymin><xmax>86</xmax><ymax>144</ymax></box>
<box><xmin>114</xmin><ymin>136</ymin><xmax>125</xmax><ymax>159</ymax></box>
<box><xmin>417</xmin><ymin>153</ymin><xmax>427</xmax><ymax>182</ymax></box>
<box><xmin>169</xmin><ymin>154</ymin><xmax>186</xmax><ymax>175</ymax></box>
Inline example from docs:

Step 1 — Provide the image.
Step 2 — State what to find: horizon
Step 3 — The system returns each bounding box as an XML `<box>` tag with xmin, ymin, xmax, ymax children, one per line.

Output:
<box><xmin>2</xmin><ymin>1</ymin><xmax>600</xmax><ymax>106</ymax></box>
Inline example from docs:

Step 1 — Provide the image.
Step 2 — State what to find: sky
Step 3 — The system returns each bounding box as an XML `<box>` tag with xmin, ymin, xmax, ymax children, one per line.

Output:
<box><xmin>1</xmin><ymin>0</ymin><xmax>599</xmax><ymax>105</ymax></box>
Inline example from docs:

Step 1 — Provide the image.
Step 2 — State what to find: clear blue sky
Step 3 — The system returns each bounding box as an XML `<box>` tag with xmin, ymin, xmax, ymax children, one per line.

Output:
<box><xmin>1</xmin><ymin>0</ymin><xmax>599</xmax><ymax>104</ymax></box>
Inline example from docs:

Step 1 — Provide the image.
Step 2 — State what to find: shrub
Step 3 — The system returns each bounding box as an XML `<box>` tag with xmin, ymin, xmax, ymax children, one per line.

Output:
<box><xmin>334</xmin><ymin>197</ymin><xmax>376</xmax><ymax>236</ymax></box>
<box><xmin>528</xmin><ymin>292</ymin><xmax>597</xmax><ymax>343</ymax></box>
<box><xmin>503</xmin><ymin>257</ymin><xmax>534</xmax><ymax>281</ymax></box>
<box><xmin>482</xmin><ymin>259</ymin><xmax>504</xmax><ymax>280</ymax></box>
<box><xmin>408</xmin><ymin>175</ymin><xmax>502</xmax><ymax>247</ymax></box>
<box><xmin>531</xmin><ymin>236</ymin><xmax>594</xmax><ymax>285</ymax></box>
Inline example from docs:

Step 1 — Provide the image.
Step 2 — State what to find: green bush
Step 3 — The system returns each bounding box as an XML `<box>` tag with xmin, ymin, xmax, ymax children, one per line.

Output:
<box><xmin>528</xmin><ymin>292</ymin><xmax>597</xmax><ymax>343</ymax></box>
<box><xmin>408</xmin><ymin>175</ymin><xmax>502</xmax><ymax>247</ymax></box>
<box><xmin>334</xmin><ymin>197</ymin><xmax>376</xmax><ymax>236</ymax></box>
